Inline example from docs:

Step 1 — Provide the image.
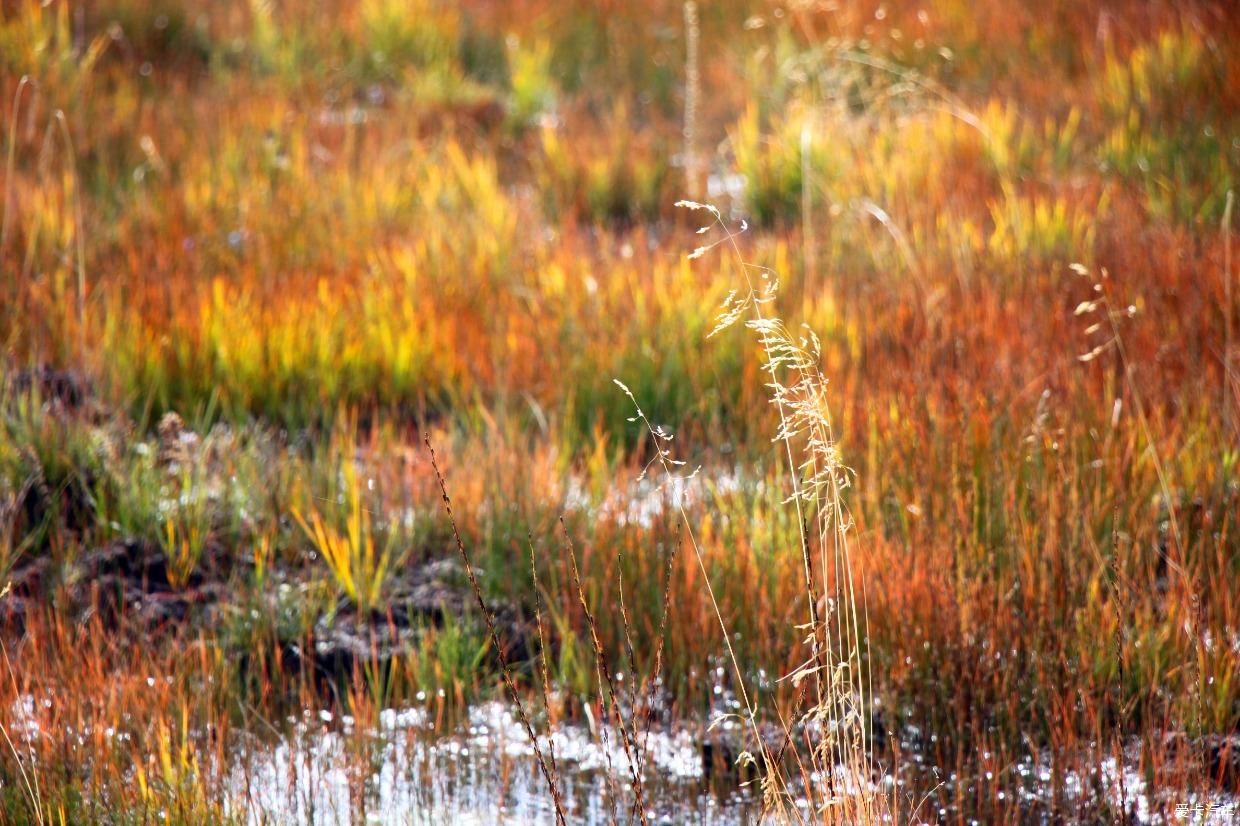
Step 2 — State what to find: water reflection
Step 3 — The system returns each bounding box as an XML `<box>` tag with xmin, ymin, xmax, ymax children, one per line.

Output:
<box><xmin>227</xmin><ymin>702</ymin><xmax>760</xmax><ymax>825</ymax></box>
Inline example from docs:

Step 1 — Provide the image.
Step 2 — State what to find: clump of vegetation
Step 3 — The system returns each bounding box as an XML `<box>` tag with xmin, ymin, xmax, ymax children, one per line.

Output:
<box><xmin>294</xmin><ymin>455</ymin><xmax>397</xmax><ymax>614</ymax></box>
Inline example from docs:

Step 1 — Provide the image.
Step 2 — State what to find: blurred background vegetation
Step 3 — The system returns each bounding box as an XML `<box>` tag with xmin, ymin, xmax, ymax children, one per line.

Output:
<box><xmin>1</xmin><ymin>0</ymin><xmax>1238</xmax><ymax>822</ymax></box>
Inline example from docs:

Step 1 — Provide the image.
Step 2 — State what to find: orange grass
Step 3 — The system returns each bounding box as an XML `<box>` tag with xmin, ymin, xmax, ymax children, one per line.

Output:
<box><xmin>1</xmin><ymin>0</ymin><xmax>1239</xmax><ymax>821</ymax></box>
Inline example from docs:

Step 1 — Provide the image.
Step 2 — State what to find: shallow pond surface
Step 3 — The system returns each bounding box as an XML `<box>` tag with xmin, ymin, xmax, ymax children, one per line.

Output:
<box><xmin>8</xmin><ymin>692</ymin><xmax>1236</xmax><ymax>824</ymax></box>
<box><xmin>222</xmin><ymin>700</ymin><xmax>1239</xmax><ymax>825</ymax></box>
<box><xmin>227</xmin><ymin>702</ymin><xmax>762</xmax><ymax>824</ymax></box>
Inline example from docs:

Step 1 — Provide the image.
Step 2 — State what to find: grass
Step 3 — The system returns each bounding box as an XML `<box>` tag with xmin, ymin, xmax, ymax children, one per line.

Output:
<box><xmin>0</xmin><ymin>0</ymin><xmax>1238</xmax><ymax>822</ymax></box>
<box><xmin>293</xmin><ymin>455</ymin><xmax>397</xmax><ymax>614</ymax></box>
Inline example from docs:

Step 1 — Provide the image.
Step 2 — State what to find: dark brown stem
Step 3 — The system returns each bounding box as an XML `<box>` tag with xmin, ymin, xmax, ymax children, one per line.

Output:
<box><xmin>560</xmin><ymin>517</ymin><xmax>650</xmax><ymax>826</ymax></box>
<box><xmin>424</xmin><ymin>436</ymin><xmax>567</xmax><ymax>826</ymax></box>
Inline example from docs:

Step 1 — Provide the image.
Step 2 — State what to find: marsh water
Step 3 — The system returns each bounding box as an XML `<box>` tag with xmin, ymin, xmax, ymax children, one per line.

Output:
<box><xmin>8</xmin><ymin>689</ymin><xmax>1237</xmax><ymax>824</ymax></box>
<box><xmin>226</xmin><ymin>702</ymin><xmax>760</xmax><ymax>824</ymax></box>
<box><xmin>219</xmin><ymin>701</ymin><xmax>1238</xmax><ymax>825</ymax></box>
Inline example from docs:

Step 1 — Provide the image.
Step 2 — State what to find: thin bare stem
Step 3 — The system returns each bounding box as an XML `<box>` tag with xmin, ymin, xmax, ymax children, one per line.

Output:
<box><xmin>424</xmin><ymin>436</ymin><xmax>567</xmax><ymax>826</ymax></box>
<box><xmin>527</xmin><ymin>536</ymin><xmax>559</xmax><ymax>780</ymax></box>
<box><xmin>560</xmin><ymin>518</ymin><xmax>650</xmax><ymax>826</ymax></box>
<box><xmin>1224</xmin><ymin>190</ymin><xmax>1235</xmax><ymax>431</ymax></box>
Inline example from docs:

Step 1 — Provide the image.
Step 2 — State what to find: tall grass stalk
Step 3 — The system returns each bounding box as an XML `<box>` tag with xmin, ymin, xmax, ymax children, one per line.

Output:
<box><xmin>682</xmin><ymin>1</ymin><xmax>701</xmax><ymax>200</ymax></box>
<box><xmin>53</xmin><ymin>111</ymin><xmax>87</xmax><ymax>366</ymax></box>
<box><xmin>602</xmin><ymin>196</ymin><xmax>879</xmax><ymax>817</ymax></box>
<box><xmin>669</xmin><ymin>199</ymin><xmax>879</xmax><ymax>820</ymax></box>
<box><xmin>1224</xmin><ymin>190</ymin><xmax>1235</xmax><ymax>433</ymax></box>
<box><xmin>1</xmin><ymin>76</ymin><xmax>34</xmax><ymax>257</ymax></box>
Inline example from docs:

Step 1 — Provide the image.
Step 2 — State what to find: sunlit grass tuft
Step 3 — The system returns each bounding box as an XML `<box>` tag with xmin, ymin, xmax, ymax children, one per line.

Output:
<box><xmin>294</xmin><ymin>455</ymin><xmax>396</xmax><ymax>615</ymax></box>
